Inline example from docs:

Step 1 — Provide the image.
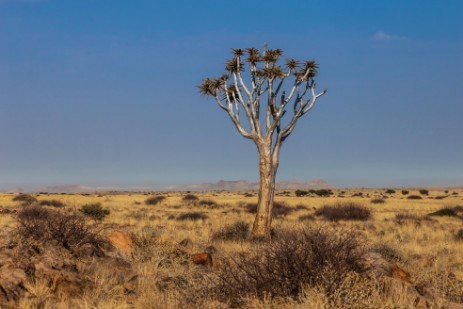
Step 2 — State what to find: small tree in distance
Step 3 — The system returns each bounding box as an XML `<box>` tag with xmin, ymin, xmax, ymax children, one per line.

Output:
<box><xmin>199</xmin><ymin>44</ymin><xmax>327</xmax><ymax>239</ymax></box>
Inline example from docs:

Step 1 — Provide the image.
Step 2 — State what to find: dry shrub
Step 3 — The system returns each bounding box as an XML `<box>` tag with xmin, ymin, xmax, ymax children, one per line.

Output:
<box><xmin>370</xmin><ymin>243</ymin><xmax>403</xmax><ymax>263</ymax></box>
<box><xmin>315</xmin><ymin>202</ymin><xmax>371</xmax><ymax>221</ymax></box>
<box><xmin>217</xmin><ymin>228</ymin><xmax>364</xmax><ymax>304</ymax></box>
<box><xmin>198</xmin><ymin>199</ymin><xmax>218</xmax><ymax>207</ymax></box>
<box><xmin>12</xmin><ymin>194</ymin><xmax>38</xmax><ymax>206</ymax></box>
<box><xmin>244</xmin><ymin>202</ymin><xmax>293</xmax><ymax>217</ymax></box>
<box><xmin>182</xmin><ymin>194</ymin><xmax>199</xmax><ymax>202</ymax></box>
<box><xmin>395</xmin><ymin>213</ymin><xmax>421</xmax><ymax>224</ymax></box>
<box><xmin>295</xmin><ymin>204</ymin><xmax>308</xmax><ymax>210</ymax></box>
<box><xmin>145</xmin><ymin>196</ymin><xmax>166</xmax><ymax>205</ymax></box>
<box><xmin>407</xmin><ymin>195</ymin><xmax>422</xmax><ymax>200</ymax></box>
<box><xmin>176</xmin><ymin>212</ymin><xmax>208</xmax><ymax>221</ymax></box>
<box><xmin>370</xmin><ymin>198</ymin><xmax>386</xmax><ymax>204</ymax></box>
<box><xmin>428</xmin><ymin>207</ymin><xmax>458</xmax><ymax>217</ymax></box>
<box><xmin>298</xmin><ymin>214</ymin><xmax>315</xmax><ymax>221</ymax></box>
<box><xmin>39</xmin><ymin>199</ymin><xmax>65</xmax><ymax>207</ymax></box>
<box><xmin>16</xmin><ymin>206</ymin><xmax>104</xmax><ymax>249</ymax></box>
<box><xmin>212</xmin><ymin>221</ymin><xmax>249</xmax><ymax>242</ymax></box>
<box><xmin>455</xmin><ymin>229</ymin><xmax>463</xmax><ymax>241</ymax></box>
<box><xmin>245</xmin><ymin>203</ymin><xmax>257</xmax><ymax>213</ymax></box>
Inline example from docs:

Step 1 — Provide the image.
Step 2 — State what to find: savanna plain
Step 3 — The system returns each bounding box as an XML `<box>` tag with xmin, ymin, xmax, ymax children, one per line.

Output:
<box><xmin>0</xmin><ymin>188</ymin><xmax>462</xmax><ymax>309</ymax></box>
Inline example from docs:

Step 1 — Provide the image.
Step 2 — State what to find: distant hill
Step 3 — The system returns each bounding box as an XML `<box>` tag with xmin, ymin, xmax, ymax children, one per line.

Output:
<box><xmin>167</xmin><ymin>179</ymin><xmax>333</xmax><ymax>191</ymax></box>
<box><xmin>31</xmin><ymin>179</ymin><xmax>333</xmax><ymax>193</ymax></box>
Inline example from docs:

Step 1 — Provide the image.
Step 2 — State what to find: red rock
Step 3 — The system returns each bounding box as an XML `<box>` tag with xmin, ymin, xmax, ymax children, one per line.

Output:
<box><xmin>391</xmin><ymin>264</ymin><xmax>411</xmax><ymax>283</ymax></box>
<box><xmin>191</xmin><ymin>252</ymin><xmax>213</xmax><ymax>267</ymax></box>
<box><xmin>108</xmin><ymin>230</ymin><xmax>133</xmax><ymax>257</ymax></box>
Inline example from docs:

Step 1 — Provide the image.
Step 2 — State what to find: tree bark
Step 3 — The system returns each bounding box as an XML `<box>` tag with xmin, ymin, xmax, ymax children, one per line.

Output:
<box><xmin>251</xmin><ymin>141</ymin><xmax>279</xmax><ymax>239</ymax></box>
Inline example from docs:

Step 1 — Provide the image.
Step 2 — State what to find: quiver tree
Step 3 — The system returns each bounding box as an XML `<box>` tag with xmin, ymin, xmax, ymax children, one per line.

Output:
<box><xmin>199</xmin><ymin>45</ymin><xmax>327</xmax><ymax>239</ymax></box>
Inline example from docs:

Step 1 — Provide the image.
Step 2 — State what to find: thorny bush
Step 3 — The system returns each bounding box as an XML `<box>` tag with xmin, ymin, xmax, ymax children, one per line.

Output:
<box><xmin>16</xmin><ymin>206</ymin><xmax>104</xmax><ymax>249</ymax></box>
<box><xmin>216</xmin><ymin>228</ymin><xmax>364</xmax><ymax>304</ymax></box>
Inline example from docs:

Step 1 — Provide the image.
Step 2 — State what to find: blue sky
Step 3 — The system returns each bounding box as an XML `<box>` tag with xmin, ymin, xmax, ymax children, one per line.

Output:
<box><xmin>0</xmin><ymin>0</ymin><xmax>462</xmax><ymax>190</ymax></box>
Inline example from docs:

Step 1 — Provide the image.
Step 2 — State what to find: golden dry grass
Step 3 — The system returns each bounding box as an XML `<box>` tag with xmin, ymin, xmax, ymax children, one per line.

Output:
<box><xmin>1</xmin><ymin>188</ymin><xmax>463</xmax><ymax>308</ymax></box>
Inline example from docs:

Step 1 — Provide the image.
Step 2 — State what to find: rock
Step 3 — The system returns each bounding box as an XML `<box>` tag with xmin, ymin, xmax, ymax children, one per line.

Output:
<box><xmin>414</xmin><ymin>295</ymin><xmax>433</xmax><ymax>309</ymax></box>
<box><xmin>191</xmin><ymin>252</ymin><xmax>213</xmax><ymax>267</ymax></box>
<box><xmin>358</xmin><ymin>252</ymin><xmax>393</xmax><ymax>277</ymax></box>
<box><xmin>443</xmin><ymin>303</ymin><xmax>463</xmax><ymax>309</ymax></box>
<box><xmin>391</xmin><ymin>264</ymin><xmax>411</xmax><ymax>283</ymax></box>
<box><xmin>108</xmin><ymin>230</ymin><xmax>133</xmax><ymax>257</ymax></box>
<box><xmin>33</xmin><ymin>259</ymin><xmax>87</xmax><ymax>296</ymax></box>
<box><xmin>359</xmin><ymin>252</ymin><xmax>463</xmax><ymax>309</ymax></box>
<box><xmin>0</xmin><ymin>264</ymin><xmax>28</xmax><ymax>306</ymax></box>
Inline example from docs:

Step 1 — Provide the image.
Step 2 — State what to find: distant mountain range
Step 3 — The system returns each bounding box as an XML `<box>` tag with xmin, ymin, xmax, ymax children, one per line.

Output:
<box><xmin>30</xmin><ymin>179</ymin><xmax>333</xmax><ymax>193</ymax></box>
<box><xmin>164</xmin><ymin>179</ymin><xmax>333</xmax><ymax>191</ymax></box>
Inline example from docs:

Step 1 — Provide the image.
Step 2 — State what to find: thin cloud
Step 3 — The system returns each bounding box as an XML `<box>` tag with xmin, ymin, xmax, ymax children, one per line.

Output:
<box><xmin>372</xmin><ymin>31</ymin><xmax>398</xmax><ymax>41</ymax></box>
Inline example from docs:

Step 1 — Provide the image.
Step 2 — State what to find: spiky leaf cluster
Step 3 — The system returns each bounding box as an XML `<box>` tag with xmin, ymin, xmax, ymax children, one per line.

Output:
<box><xmin>199</xmin><ymin>46</ymin><xmax>321</xmax><ymax>107</ymax></box>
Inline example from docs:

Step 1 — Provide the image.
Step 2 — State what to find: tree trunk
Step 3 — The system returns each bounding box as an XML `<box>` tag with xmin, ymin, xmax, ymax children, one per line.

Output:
<box><xmin>251</xmin><ymin>141</ymin><xmax>279</xmax><ymax>239</ymax></box>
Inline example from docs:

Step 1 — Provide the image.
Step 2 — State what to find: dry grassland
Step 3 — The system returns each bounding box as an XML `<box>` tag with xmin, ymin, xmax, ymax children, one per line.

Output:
<box><xmin>0</xmin><ymin>188</ymin><xmax>462</xmax><ymax>308</ymax></box>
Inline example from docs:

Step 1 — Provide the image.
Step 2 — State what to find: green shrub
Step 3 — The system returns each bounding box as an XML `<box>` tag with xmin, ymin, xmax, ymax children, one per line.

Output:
<box><xmin>79</xmin><ymin>203</ymin><xmax>110</xmax><ymax>221</ymax></box>
<box><xmin>401</xmin><ymin>190</ymin><xmax>409</xmax><ymax>195</ymax></box>
<box><xmin>315</xmin><ymin>202</ymin><xmax>371</xmax><ymax>221</ymax></box>
<box><xmin>295</xmin><ymin>189</ymin><xmax>309</xmax><ymax>197</ymax></box>
<box><xmin>309</xmin><ymin>189</ymin><xmax>333</xmax><ymax>197</ymax></box>
<box><xmin>385</xmin><ymin>189</ymin><xmax>395</xmax><ymax>194</ymax></box>
<box><xmin>419</xmin><ymin>189</ymin><xmax>429</xmax><ymax>195</ymax></box>
<box><xmin>407</xmin><ymin>195</ymin><xmax>422</xmax><ymax>200</ymax></box>
<box><xmin>370</xmin><ymin>198</ymin><xmax>386</xmax><ymax>204</ymax></box>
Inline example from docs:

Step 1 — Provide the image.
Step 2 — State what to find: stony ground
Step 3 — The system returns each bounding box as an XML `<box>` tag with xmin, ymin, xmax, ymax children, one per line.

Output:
<box><xmin>0</xmin><ymin>188</ymin><xmax>462</xmax><ymax>308</ymax></box>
